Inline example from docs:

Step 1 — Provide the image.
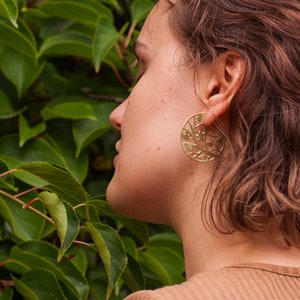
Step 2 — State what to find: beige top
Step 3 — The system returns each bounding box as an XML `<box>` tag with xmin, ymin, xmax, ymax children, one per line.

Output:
<box><xmin>125</xmin><ymin>263</ymin><xmax>300</xmax><ymax>299</ymax></box>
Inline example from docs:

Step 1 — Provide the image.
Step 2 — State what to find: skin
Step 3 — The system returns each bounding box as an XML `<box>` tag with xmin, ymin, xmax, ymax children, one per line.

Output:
<box><xmin>107</xmin><ymin>0</ymin><xmax>300</xmax><ymax>279</ymax></box>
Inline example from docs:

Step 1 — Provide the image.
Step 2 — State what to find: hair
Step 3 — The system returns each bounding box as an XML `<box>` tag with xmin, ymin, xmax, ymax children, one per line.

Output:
<box><xmin>170</xmin><ymin>0</ymin><xmax>300</xmax><ymax>246</ymax></box>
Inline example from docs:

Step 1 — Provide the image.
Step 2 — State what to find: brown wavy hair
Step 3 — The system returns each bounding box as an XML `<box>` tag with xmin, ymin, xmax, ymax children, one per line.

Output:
<box><xmin>170</xmin><ymin>0</ymin><xmax>300</xmax><ymax>246</ymax></box>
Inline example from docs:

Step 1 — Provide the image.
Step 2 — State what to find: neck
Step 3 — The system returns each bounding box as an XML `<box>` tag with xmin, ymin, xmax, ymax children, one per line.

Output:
<box><xmin>176</xmin><ymin>221</ymin><xmax>300</xmax><ymax>279</ymax></box>
<box><xmin>168</xmin><ymin>159</ymin><xmax>300</xmax><ymax>279</ymax></box>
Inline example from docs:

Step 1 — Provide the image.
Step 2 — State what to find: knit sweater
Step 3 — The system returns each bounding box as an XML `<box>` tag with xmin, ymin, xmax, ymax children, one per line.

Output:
<box><xmin>125</xmin><ymin>263</ymin><xmax>300</xmax><ymax>299</ymax></box>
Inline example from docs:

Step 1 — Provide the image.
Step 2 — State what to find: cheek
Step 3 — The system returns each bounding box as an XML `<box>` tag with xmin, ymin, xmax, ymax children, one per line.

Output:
<box><xmin>106</xmin><ymin>120</ymin><xmax>190</xmax><ymax>223</ymax></box>
<box><xmin>106</xmin><ymin>140</ymin><xmax>180</xmax><ymax>222</ymax></box>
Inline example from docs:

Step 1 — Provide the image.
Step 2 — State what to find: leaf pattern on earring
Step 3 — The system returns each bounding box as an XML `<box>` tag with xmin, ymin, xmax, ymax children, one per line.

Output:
<box><xmin>180</xmin><ymin>113</ymin><xmax>225</xmax><ymax>162</ymax></box>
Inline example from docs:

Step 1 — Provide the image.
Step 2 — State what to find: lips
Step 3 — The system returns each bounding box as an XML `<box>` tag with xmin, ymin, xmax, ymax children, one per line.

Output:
<box><xmin>115</xmin><ymin>140</ymin><xmax>121</xmax><ymax>153</ymax></box>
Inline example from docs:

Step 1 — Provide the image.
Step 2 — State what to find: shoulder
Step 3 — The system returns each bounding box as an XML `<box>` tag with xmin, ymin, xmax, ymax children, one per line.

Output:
<box><xmin>124</xmin><ymin>263</ymin><xmax>300</xmax><ymax>300</ymax></box>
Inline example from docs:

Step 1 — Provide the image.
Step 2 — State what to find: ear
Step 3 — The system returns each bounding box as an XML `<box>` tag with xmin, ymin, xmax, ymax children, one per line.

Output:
<box><xmin>203</xmin><ymin>51</ymin><xmax>244</xmax><ymax>126</ymax></box>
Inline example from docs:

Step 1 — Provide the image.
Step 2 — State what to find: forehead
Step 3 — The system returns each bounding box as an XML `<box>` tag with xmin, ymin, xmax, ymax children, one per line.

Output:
<box><xmin>138</xmin><ymin>0</ymin><xmax>175</xmax><ymax>48</ymax></box>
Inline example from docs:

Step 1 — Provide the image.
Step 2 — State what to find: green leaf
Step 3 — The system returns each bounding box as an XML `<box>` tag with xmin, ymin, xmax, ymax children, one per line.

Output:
<box><xmin>0</xmin><ymin>90</ymin><xmax>27</xmax><ymax>119</ymax></box>
<box><xmin>38</xmin><ymin>191</ymin><xmax>80</xmax><ymax>261</ymax></box>
<box><xmin>0</xmin><ymin>173</ymin><xmax>17</xmax><ymax>192</ymax></box>
<box><xmin>0</xmin><ymin>18</ymin><xmax>36</xmax><ymax>60</ymax></box>
<box><xmin>0</xmin><ymin>46</ymin><xmax>44</xmax><ymax>97</ymax></box>
<box><xmin>12</xmin><ymin>269</ymin><xmax>67</xmax><ymax>300</ymax></box>
<box><xmin>150</xmin><ymin>233</ymin><xmax>183</xmax><ymax>256</ymax></box>
<box><xmin>41</xmin><ymin>102</ymin><xmax>96</xmax><ymax>121</ymax></box>
<box><xmin>130</xmin><ymin>0</ymin><xmax>153</xmax><ymax>25</ymax></box>
<box><xmin>7</xmin><ymin>241</ymin><xmax>89</xmax><ymax>300</ymax></box>
<box><xmin>0</xmin><ymin>135</ymin><xmax>66</xmax><ymax>186</ymax></box>
<box><xmin>39</xmin><ymin>31</ymin><xmax>92</xmax><ymax>58</ymax></box>
<box><xmin>85</xmin><ymin>198</ymin><xmax>149</xmax><ymax>246</ymax></box>
<box><xmin>37</xmin><ymin>0</ymin><xmax>112</xmax><ymax>25</ymax></box>
<box><xmin>139</xmin><ymin>247</ymin><xmax>185</xmax><ymax>286</ymax></box>
<box><xmin>64</xmin><ymin>246</ymin><xmax>88</xmax><ymax>275</ymax></box>
<box><xmin>93</xmin><ymin>16</ymin><xmax>123</xmax><ymax>73</ymax></box>
<box><xmin>0</xmin><ymin>0</ymin><xmax>18</xmax><ymax>28</ymax></box>
<box><xmin>0</xmin><ymin>287</ymin><xmax>13</xmax><ymax>299</ymax></box>
<box><xmin>85</xmin><ymin>221</ymin><xmax>127</xmax><ymax>300</ymax></box>
<box><xmin>12</xmin><ymin>275</ymin><xmax>38</xmax><ymax>300</ymax></box>
<box><xmin>45</xmin><ymin>120</ymin><xmax>89</xmax><ymax>183</ymax></box>
<box><xmin>19</xmin><ymin>114</ymin><xmax>46</xmax><ymax>147</ymax></box>
<box><xmin>0</xmin><ymin>194</ymin><xmax>47</xmax><ymax>241</ymax></box>
<box><xmin>0</xmin><ymin>134</ymin><xmax>87</xmax><ymax>184</ymax></box>
<box><xmin>73</xmin><ymin>102</ymin><xmax>116</xmax><ymax>157</ymax></box>
<box><xmin>18</xmin><ymin>162</ymin><xmax>89</xmax><ymax>208</ymax></box>
<box><xmin>122</xmin><ymin>254</ymin><xmax>145</xmax><ymax>292</ymax></box>
<box><xmin>99</xmin><ymin>0</ymin><xmax>121</xmax><ymax>11</ymax></box>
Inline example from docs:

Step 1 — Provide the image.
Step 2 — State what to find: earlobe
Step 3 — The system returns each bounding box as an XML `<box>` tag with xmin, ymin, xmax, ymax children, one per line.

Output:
<box><xmin>204</xmin><ymin>52</ymin><xmax>244</xmax><ymax>126</ymax></box>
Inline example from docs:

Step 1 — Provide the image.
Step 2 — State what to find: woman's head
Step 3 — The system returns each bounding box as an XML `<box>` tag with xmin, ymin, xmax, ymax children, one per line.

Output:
<box><xmin>108</xmin><ymin>0</ymin><xmax>300</xmax><ymax>246</ymax></box>
<box><xmin>170</xmin><ymin>0</ymin><xmax>300</xmax><ymax>245</ymax></box>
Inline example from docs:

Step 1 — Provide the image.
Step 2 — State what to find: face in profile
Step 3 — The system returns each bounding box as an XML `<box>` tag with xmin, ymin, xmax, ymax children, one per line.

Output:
<box><xmin>106</xmin><ymin>0</ymin><xmax>211</xmax><ymax>224</ymax></box>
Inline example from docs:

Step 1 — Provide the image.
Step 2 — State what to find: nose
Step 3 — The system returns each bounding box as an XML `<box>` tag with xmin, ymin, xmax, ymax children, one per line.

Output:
<box><xmin>109</xmin><ymin>100</ymin><xmax>127</xmax><ymax>131</ymax></box>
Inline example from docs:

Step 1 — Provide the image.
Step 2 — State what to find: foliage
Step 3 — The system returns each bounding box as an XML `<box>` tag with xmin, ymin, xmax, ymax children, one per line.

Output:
<box><xmin>0</xmin><ymin>0</ymin><xmax>185</xmax><ymax>299</ymax></box>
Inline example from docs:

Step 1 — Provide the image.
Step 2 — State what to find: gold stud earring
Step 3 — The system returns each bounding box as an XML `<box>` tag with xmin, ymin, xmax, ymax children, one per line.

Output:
<box><xmin>180</xmin><ymin>113</ymin><xmax>225</xmax><ymax>162</ymax></box>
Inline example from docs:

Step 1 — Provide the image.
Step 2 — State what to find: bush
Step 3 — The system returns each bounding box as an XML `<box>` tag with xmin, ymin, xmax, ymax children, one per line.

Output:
<box><xmin>0</xmin><ymin>0</ymin><xmax>184</xmax><ymax>299</ymax></box>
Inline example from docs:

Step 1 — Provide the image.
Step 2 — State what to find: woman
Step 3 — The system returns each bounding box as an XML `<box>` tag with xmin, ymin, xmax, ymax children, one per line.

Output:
<box><xmin>107</xmin><ymin>0</ymin><xmax>300</xmax><ymax>298</ymax></box>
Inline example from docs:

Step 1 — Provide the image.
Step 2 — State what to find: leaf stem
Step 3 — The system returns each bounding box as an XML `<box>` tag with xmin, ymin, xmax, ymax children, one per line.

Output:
<box><xmin>73</xmin><ymin>240</ymin><xmax>97</xmax><ymax>251</ymax></box>
<box><xmin>0</xmin><ymin>169</ymin><xmax>17</xmax><ymax>178</ymax></box>
<box><xmin>15</xmin><ymin>186</ymin><xmax>42</xmax><ymax>198</ymax></box>
<box><xmin>0</xmin><ymin>189</ymin><xmax>54</xmax><ymax>225</ymax></box>
<box><xmin>73</xmin><ymin>203</ymin><xmax>86</xmax><ymax>210</ymax></box>
<box><xmin>124</xmin><ymin>23</ymin><xmax>136</xmax><ymax>49</ymax></box>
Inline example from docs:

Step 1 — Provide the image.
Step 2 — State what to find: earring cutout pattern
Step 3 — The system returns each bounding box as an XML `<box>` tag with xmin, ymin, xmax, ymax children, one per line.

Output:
<box><xmin>180</xmin><ymin>113</ymin><xmax>225</xmax><ymax>162</ymax></box>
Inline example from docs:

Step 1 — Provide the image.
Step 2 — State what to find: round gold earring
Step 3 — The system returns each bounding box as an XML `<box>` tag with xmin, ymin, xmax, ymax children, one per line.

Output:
<box><xmin>180</xmin><ymin>113</ymin><xmax>225</xmax><ymax>162</ymax></box>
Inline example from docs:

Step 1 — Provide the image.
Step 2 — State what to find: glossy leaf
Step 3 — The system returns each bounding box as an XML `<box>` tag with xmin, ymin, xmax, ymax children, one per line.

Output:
<box><xmin>99</xmin><ymin>0</ymin><xmax>120</xmax><ymax>11</ymax></box>
<box><xmin>0</xmin><ymin>288</ymin><xmax>13</xmax><ymax>299</ymax></box>
<box><xmin>85</xmin><ymin>198</ymin><xmax>149</xmax><ymax>246</ymax></box>
<box><xmin>0</xmin><ymin>171</ymin><xmax>17</xmax><ymax>192</ymax></box>
<box><xmin>0</xmin><ymin>0</ymin><xmax>18</xmax><ymax>28</ymax></box>
<box><xmin>64</xmin><ymin>246</ymin><xmax>88</xmax><ymax>275</ymax></box>
<box><xmin>12</xmin><ymin>269</ymin><xmax>67</xmax><ymax>300</ymax></box>
<box><xmin>41</xmin><ymin>101</ymin><xmax>96</xmax><ymax>121</ymax></box>
<box><xmin>130</xmin><ymin>0</ymin><xmax>153</xmax><ymax>25</ymax></box>
<box><xmin>93</xmin><ymin>16</ymin><xmax>123</xmax><ymax>72</ymax></box>
<box><xmin>85</xmin><ymin>221</ymin><xmax>127</xmax><ymax>299</ymax></box>
<box><xmin>19</xmin><ymin>114</ymin><xmax>46</xmax><ymax>147</ymax></box>
<box><xmin>37</xmin><ymin>0</ymin><xmax>112</xmax><ymax>25</ymax></box>
<box><xmin>38</xmin><ymin>191</ymin><xmax>80</xmax><ymax>261</ymax></box>
<box><xmin>150</xmin><ymin>233</ymin><xmax>183</xmax><ymax>256</ymax></box>
<box><xmin>0</xmin><ymin>18</ymin><xmax>36</xmax><ymax>60</ymax></box>
<box><xmin>0</xmin><ymin>134</ymin><xmax>87</xmax><ymax>184</ymax></box>
<box><xmin>0</xmin><ymin>194</ymin><xmax>47</xmax><ymax>241</ymax></box>
<box><xmin>0</xmin><ymin>46</ymin><xmax>44</xmax><ymax>97</ymax></box>
<box><xmin>73</xmin><ymin>102</ymin><xmax>116</xmax><ymax>157</ymax></box>
<box><xmin>7</xmin><ymin>241</ymin><xmax>89</xmax><ymax>300</ymax></box>
<box><xmin>18</xmin><ymin>162</ymin><xmax>89</xmax><ymax>208</ymax></box>
<box><xmin>122</xmin><ymin>254</ymin><xmax>145</xmax><ymax>292</ymax></box>
<box><xmin>12</xmin><ymin>275</ymin><xmax>38</xmax><ymax>300</ymax></box>
<box><xmin>45</xmin><ymin>120</ymin><xmax>89</xmax><ymax>183</ymax></box>
<box><xmin>139</xmin><ymin>247</ymin><xmax>185</xmax><ymax>286</ymax></box>
<box><xmin>0</xmin><ymin>90</ymin><xmax>26</xmax><ymax>119</ymax></box>
<box><xmin>39</xmin><ymin>31</ymin><xmax>92</xmax><ymax>58</ymax></box>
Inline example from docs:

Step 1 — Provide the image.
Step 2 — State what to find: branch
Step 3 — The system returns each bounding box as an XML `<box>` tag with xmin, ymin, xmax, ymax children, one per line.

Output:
<box><xmin>0</xmin><ymin>189</ymin><xmax>54</xmax><ymax>225</ymax></box>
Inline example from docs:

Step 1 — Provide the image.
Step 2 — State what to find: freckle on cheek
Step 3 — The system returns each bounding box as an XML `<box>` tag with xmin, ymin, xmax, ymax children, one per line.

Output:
<box><xmin>157</xmin><ymin>147</ymin><xmax>161</xmax><ymax>151</ymax></box>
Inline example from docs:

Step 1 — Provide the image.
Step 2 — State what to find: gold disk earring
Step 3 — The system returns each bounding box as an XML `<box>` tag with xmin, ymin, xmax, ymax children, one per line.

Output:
<box><xmin>180</xmin><ymin>113</ymin><xmax>225</xmax><ymax>162</ymax></box>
